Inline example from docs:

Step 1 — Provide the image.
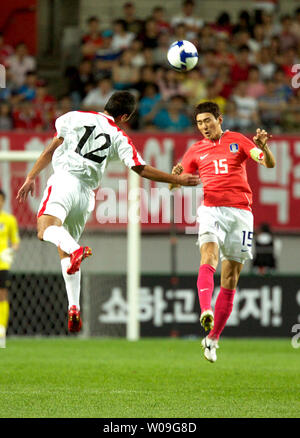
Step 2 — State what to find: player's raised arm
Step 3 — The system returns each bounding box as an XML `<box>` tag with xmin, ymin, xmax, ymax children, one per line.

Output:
<box><xmin>252</xmin><ymin>128</ymin><xmax>276</xmax><ymax>168</ymax></box>
<box><xmin>132</xmin><ymin>164</ymin><xmax>200</xmax><ymax>186</ymax></box>
<box><xmin>16</xmin><ymin>136</ymin><xmax>64</xmax><ymax>203</ymax></box>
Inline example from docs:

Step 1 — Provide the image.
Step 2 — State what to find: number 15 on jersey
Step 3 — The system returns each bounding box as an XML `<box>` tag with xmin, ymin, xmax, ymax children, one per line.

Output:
<box><xmin>213</xmin><ymin>159</ymin><xmax>228</xmax><ymax>174</ymax></box>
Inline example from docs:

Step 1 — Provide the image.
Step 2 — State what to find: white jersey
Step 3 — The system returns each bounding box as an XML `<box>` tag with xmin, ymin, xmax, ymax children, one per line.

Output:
<box><xmin>53</xmin><ymin>111</ymin><xmax>145</xmax><ymax>190</ymax></box>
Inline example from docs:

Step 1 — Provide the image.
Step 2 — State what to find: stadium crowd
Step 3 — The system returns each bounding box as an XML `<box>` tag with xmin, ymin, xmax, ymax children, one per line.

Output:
<box><xmin>1</xmin><ymin>0</ymin><xmax>300</xmax><ymax>133</ymax></box>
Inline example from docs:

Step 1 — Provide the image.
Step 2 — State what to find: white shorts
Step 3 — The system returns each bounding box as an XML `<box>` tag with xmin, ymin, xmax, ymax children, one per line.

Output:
<box><xmin>197</xmin><ymin>205</ymin><xmax>254</xmax><ymax>264</ymax></box>
<box><xmin>37</xmin><ymin>172</ymin><xmax>95</xmax><ymax>242</ymax></box>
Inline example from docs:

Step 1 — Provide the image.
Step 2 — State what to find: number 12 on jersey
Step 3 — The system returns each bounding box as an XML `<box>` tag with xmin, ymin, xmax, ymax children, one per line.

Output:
<box><xmin>213</xmin><ymin>159</ymin><xmax>228</xmax><ymax>174</ymax></box>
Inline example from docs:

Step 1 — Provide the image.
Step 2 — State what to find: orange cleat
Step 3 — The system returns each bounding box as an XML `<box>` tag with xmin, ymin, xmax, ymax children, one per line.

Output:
<box><xmin>67</xmin><ymin>246</ymin><xmax>92</xmax><ymax>275</ymax></box>
<box><xmin>68</xmin><ymin>305</ymin><xmax>82</xmax><ymax>333</ymax></box>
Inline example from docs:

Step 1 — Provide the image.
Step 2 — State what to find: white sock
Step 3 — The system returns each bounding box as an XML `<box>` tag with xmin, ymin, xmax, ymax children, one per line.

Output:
<box><xmin>61</xmin><ymin>257</ymin><xmax>81</xmax><ymax>309</ymax></box>
<box><xmin>43</xmin><ymin>225</ymin><xmax>80</xmax><ymax>254</ymax></box>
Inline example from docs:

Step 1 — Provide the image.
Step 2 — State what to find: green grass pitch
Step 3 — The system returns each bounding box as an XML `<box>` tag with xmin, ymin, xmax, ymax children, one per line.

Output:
<box><xmin>0</xmin><ymin>338</ymin><xmax>299</xmax><ymax>418</ymax></box>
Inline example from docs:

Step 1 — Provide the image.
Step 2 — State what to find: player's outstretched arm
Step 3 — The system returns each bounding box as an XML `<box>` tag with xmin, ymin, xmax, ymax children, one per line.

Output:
<box><xmin>132</xmin><ymin>164</ymin><xmax>200</xmax><ymax>186</ymax></box>
<box><xmin>17</xmin><ymin>136</ymin><xmax>64</xmax><ymax>203</ymax></box>
<box><xmin>253</xmin><ymin>128</ymin><xmax>276</xmax><ymax>168</ymax></box>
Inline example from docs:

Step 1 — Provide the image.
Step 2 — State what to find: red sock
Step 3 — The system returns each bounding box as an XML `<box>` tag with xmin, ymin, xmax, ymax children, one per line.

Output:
<box><xmin>197</xmin><ymin>264</ymin><xmax>216</xmax><ymax>313</ymax></box>
<box><xmin>209</xmin><ymin>287</ymin><xmax>236</xmax><ymax>340</ymax></box>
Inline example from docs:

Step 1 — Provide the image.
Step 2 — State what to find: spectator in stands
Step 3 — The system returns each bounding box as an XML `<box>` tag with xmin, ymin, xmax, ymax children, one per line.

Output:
<box><xmin>248</xmin><ymin>23</ymin><xmax>268</xmax><ymax>54</ymax></box>
<box><xmin>273</xmin><ymin>67</ymin><xmax>293</xmax><ymax>102</ymax></box>
<box><xmin>197</xmin><ymin>23</ymin><xmax>216</xmax><ymax>52</ymax></box>
<box><xmin>210</xmin><ymin>12</ymin><xmax>233</xmax><ymax>38</ymax></box>
<box><xmin>138</xmin><ymin>82</ymin><xmax>161</xmax><ymax>127</ymax></box>
<box><xmin>256</xmin><ymin>46</ymin><xmax>276</xmax><ymax>80</ymax></box>
<box><xmin>268</xmin><ymin>35</ymin><xmax>283</xmax><ymax>65</ymax></box>
<box><xmin>0</xmin><ymin>68</ymin><xmax>14</xmax><ymax>102</ymax></box>
<box><xmin>213</xmin><ymin>64</ymin><xmax>234</xmax><ymax>99</ymax></box>
<box><xmin>157</xmin><ymin>68</ymin><xmax>185</xmax><ymax>101</ymax></box>
<box><xmin>231</xmin><ymin>45</ymin><xmax>251</xmax><ymax>84</ymax></box>
<box><xmin>214</xmin><ymin>36</ymin><xmax>236</xmax><ymax>67</ymax></box>
<box><xmin>14</xmin><ymin>71</ymin><xmax>38</xmax><ymax>102</ymax></box>
<box><xmin>0</xmin><ymin>33</ymin><xmax>14</xmax><ymax>67</ymax></box>
<box><xmin>198</xmin><ymin>82</ymin><xmax>227</xmax><ymax>114</ymax></box>
<box><xmin>0</xmin><ymin>102</ymin><xmax>13</xmax><ymax>131</ymax></box>
<box><xmin>199</xmin><ymin>49</ymin><xmax>219</xmax><ymax>83</ymax></box>
<box><xmin>65</xmin><ymin>59</ymin><xmax>95</xmax><ymax>105</ymax></box>
<box><xmin>139</xmin><ymin>18</ymin><xmax>160</xmax><ymax>49</ymax></box>
<box><xmin>232</xmin><ymin>10</ymin><xmax>252</xmax><ymax>35</ymax></box>
<box><xmin>151</xmin><ymin>6</ymin><xmax>171</xmax><ymax>34</ymax></box>
<box><xmin>152</xmin><ymin>32</ymin><xmax>171</xmax><ymax>67</ymax></box>
<box><xmin>129</xmin><ymin>38</ymin><xmax>146</xmax><ymax>68</ymax></box>
<box><xmin>33</xmin><ymin>80</ymin><xmax>56</xmax><ymax>129</ymax></box>
<box><xmin>222</xmin><ymin>100</ymin><xmax>243</xmax><ymax>131</ymax></box>
<box><xmin>231</xmin><ymin>80</ymin><xmax>259</xmax><ymax>131</ymax></box>
<box><xmin>122</xmin><ymin>2</ymin><xmax>144</xmax><ymax>35</ymax></box>
<box><xmin>278</xmin><ymin>14</ymin><xmax>298</xmax><ymax>52</ymax></box>
<box><xmin>94</xmin><ymin>30</ymin><xmax>121</xmax><ymax>80</ymax></box>
<box><xmin>112</xmin><ymin>49</ymin><xmax>140</xmax><ymax>90</ymax></box>
<box><xmin>81</xmin><ymin>16</ymin><xmax>103</xmax><ymax>60</ymax></box>
<box><xmin>291</xmin><ymin>7</ymin><xmax>300</xmax><ymax>40</ymax></box>
<box><xmin>280</xmin><ymin>47</ymin><xmax>300</xmax><ymax>80</ymax></box>
<box><xmin>260</xmin><ymin>10</ymin><xmax>280</xmax><ymax>39</ymax></box>
<box><xmin>181</xmin><ymin>69</ymin><xmax>206</xmax><ymax>106</ymax></box>
<box><xmin>258</xmin><ymin>79</ymin><xmax>287</xmax><ymax>131</ymax></box>
<box><xmin>111</xmin><ymin>19</ymin><xmax>135</xmax><ymax>52</ymax></box>
<box><xmin>245</xmin><ymin>65</ymin><xmax>266</xmax><ymax>98</ymax></box>
<box><xmin>171</xmin><ymin>0</ymin><xmax>204</xmax><ymax>39</ymax></box>
<box><xmin>82</xmin><ymin>77</ymin><xmax>116</xmax><ymax>111</ymax></box>
<box><xmin>12</xmin><ymin>101</ymin><xmax>43</xmax><ymax>132</ymax></box>
<box><xmin>173</xmin><ymin>22</ymin><xmax>189</xmax><ymax>43</ymax></box>
<box><xmin>282</xmin><ymin>87</ymin><xmax>300</xmax><ymax>132</ymax></box>
<box><xmin>7</xmin><ymin>42</ymin><xmax>36</xmax><ymax>87</ymax></box>
<box><xmin>152</xmin><ymin>95</ymin><xmax>192</xmax><ymax>132</ymax></box>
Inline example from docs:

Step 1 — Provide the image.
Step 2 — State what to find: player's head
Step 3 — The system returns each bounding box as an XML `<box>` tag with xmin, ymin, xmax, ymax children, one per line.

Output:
<box><xmin>0</xmin><ymin>189</ymin><xmax>5</xmax><ymax>210</ymax></box>
<box><xmin>194</xmin><ymin>101</ymin><xmax>223</xmax><ymax>140</ymax></box>
<box><xmin>104</xmin><ymin>91</ymin><xmax>136</xmax><ymax>122</ymax></box>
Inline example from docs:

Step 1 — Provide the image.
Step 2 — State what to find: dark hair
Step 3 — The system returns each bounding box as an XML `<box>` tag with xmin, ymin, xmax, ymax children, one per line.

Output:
<box><xmin>87</xmin><ymin>16</ymin><xmax>99</xmax><ymax>24</ymax></box>
<box><xmin>0</xmin><ymin>189</ymin><xmax>6</xmax><ymax>199</ymax></box>
<box><xmin>104</xmin><ymin>91</ymin><xmax>136</xmax><ymax>118</ymax></box>
<box><xmin>195</xmin><ymin>102</ymin><xmax>221</xmax><ymax>119</ymax></box>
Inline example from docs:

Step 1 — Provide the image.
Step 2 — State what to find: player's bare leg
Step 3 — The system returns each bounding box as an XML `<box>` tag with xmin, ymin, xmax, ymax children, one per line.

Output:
<box><xmin>0</xmin><ymin>288</ymin><xmax>9</xmax><ymax>348</ymax></box>
<box><xmin>37</xmin><ymin>214</ymin><xmax>92</xmax><ymax>274</ymax></box>
<box><xmin>198</xmin><ymin>241</ymin><xmax>218</xmax><ymax>331</ymax></box>
<box><xmin>58</xmin><ymin>248</ymin><xmax>82</xmax><ymax>333</ymax></box>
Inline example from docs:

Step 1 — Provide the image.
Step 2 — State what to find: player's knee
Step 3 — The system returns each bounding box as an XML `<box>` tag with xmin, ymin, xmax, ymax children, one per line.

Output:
<box><xmin>37</xmin><ymin>229</ymin><xmax>44</xmax><ymax>241</ymax></box>
<box><xmin>201</xmin><ymin>250</ymin><xmax>218</xmax><ymax>268</ymax></box>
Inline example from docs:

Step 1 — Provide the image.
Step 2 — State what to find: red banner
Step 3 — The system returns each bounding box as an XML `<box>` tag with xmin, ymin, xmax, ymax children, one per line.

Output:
<box><xmin>0</xmin><ymin>132</ymin><xmax>300</xmax><ymax>232</ymax></box>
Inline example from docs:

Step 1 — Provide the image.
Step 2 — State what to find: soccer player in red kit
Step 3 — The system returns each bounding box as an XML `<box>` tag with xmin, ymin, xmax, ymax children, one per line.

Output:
<box><xmin>170</xmin><ymin>102</ymin><xmax>275</xmax><ymax>362</ymax></box>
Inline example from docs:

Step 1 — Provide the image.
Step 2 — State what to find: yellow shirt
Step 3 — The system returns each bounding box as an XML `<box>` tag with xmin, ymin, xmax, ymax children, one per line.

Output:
<box><xmin>0</xmin><ymin>210</ymin><xmax>20</xmax><ymax>270</ymax></box>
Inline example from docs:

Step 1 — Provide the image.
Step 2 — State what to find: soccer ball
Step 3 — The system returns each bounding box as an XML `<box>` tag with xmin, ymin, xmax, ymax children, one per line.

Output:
<box><xmin>167</xmin><ymin>40</ymin><xmax>198</xmax><ymax>72</ymax></box>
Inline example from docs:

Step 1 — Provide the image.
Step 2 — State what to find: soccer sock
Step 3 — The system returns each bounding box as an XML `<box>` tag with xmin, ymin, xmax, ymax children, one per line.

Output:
<box><xmin>61</xmin><ymin>257</ymin><xmax>81</xmax><ymax>309</ymax></box>
<box><xmin>208</xmin><ymin>287</ymin><xmax>236</xmax><ymax>340</ymax></box>
<box><xmin>0</xmin><ymin>300</ymin><xmax>9</xmax><ymax>329</ymax></box>
<box><xmin>197</xmin><ymin>264</ymin><xmax>216</xmax><ymax>313</ymax></box>
<box><xmin>43</xmin><ymin>225</ymin><xmax>80</xmax><ymax>254</ymax></box>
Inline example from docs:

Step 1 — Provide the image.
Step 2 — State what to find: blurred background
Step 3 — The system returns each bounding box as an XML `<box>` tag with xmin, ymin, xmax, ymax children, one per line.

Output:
<box><xmin>0</xmin><ymin>0</ymin><xmax>300</xmax><ymax>339</ymax></box>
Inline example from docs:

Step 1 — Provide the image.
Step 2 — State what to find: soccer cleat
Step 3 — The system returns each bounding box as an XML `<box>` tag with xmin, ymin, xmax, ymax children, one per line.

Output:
<box><xmin>0</xmin><ymin>325</ymin><xmax>6</xmax><ymax>348</ymax></box>
<box><xmin>67</xmin><ymin>246</ymin><xmax>92</xmax><ymax>275</ymax></box>
<box><xmin>200</xmin><ymin>309</ymin><xmax>214</xmax><ymax>331</ymax></box>
<box><xmin>68</xmin><ymin>305</ymin><xmax>82</xmax><ymax>333</ymax></box>
<box><xmin>201</xmin><ymin>336</ymin><xmax>219</xmax><ymax>363</ymax></box>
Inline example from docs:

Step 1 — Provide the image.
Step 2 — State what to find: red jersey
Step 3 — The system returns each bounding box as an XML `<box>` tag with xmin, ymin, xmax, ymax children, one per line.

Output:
<box><xmin>181</xmin><ymin>130</ymin><xmax>258</xmax><ymax>211</ymax></box>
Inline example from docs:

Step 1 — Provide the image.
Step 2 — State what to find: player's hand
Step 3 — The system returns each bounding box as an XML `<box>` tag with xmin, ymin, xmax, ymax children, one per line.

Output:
<box><xmin>16</xmin><ymin>177</ymin><xmax>35</xmax><ymax>203</ymax></box>
<box><xmin>253</xmin><ymin>129</ymin><xmax>272</xmax><ymax>150</ymax></box>
<box><xmin>169</xmin><ymin>162</ymin><xmax>184</xmax><ymax>190</ymax></box>
<box><xmin>176</xmin><ymin>173</ymin><xmax>200</xmax><ymax>187</ymax></box>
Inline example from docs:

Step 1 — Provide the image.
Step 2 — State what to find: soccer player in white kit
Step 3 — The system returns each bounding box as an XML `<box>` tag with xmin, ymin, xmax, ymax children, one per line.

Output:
<box><xmin>170</xmin><ymin>102</ymin><xmax>276</xmax><ymax>362</ymax></box>
<box><xmin>17</xmin><ymin>91</ymin><xmax>199</xmax><ymax>333</ymax></box>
